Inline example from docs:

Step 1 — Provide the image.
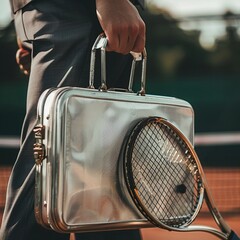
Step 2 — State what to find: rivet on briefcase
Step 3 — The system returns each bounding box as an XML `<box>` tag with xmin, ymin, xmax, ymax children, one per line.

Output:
<box><xmin>33</xmin><ymin>34</ymin><xmax>194</xmax><ymax>233</ymax></box>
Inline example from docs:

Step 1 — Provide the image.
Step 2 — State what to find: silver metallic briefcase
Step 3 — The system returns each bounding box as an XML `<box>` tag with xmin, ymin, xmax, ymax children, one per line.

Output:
<box><xmin>33</xmin><ymin>35</ymin><xmax>194</xmax><ymax>233</ymax></box>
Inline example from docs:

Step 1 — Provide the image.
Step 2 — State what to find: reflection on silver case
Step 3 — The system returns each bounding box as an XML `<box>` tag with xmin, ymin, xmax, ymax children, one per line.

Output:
<box><xmin>33</xmin><ymin>35</ymin><xmax>194</xmax><ymax>233</ymax></box>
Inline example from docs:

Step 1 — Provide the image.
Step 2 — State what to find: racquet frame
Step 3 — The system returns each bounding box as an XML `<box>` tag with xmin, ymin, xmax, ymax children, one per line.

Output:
<box><xmin>123</xmin><ymin>117</ymin><xmax>238</xmax><ymax>240</ymax></box>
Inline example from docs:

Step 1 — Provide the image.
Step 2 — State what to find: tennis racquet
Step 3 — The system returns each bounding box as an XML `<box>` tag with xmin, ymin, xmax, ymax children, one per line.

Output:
<box><xmin>122</xmin><ymin>117</ymin><xmax>239</xmax><ymax>240</ymax></box>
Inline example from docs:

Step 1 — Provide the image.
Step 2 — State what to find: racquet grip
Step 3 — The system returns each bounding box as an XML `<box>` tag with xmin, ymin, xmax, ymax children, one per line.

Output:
<box><xmin>229</xmin><ymin>231</ymin><xmax>240</xmax><ymax>240</ymax></box>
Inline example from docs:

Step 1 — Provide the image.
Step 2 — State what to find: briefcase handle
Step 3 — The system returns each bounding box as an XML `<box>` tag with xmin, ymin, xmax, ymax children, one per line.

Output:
<box><xmin>89</xmin><ymin>34</ymin><xmax>147</xmax><ymax>96</ymax></box>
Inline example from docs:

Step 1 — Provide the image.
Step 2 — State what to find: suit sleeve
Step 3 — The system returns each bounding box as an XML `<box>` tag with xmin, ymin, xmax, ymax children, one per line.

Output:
<box><xmin>131</xmin><ymin>0</ymin><xmax>145</xmax><ymax>9</ymax></box>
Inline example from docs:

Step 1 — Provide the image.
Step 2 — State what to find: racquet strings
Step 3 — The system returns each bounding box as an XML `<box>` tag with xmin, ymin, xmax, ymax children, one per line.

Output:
<box><xmin>124</xmin><ymin>117</ymin><xmax>203</xmax><ymax>228</ymax></box>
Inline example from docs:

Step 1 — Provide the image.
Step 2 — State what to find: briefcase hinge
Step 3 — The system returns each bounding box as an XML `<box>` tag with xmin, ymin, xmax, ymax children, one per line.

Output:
<box><xmin>33</xmin><ymin>124</ymin><xmax>46</xmax><ymax>165</ymax></box>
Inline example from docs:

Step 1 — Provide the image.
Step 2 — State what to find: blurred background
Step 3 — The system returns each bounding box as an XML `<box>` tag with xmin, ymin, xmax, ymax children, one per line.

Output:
<box><xmin>0</xmin><ymin>0</ymin><xmax>239</xmax><ymax>239</ymax></box>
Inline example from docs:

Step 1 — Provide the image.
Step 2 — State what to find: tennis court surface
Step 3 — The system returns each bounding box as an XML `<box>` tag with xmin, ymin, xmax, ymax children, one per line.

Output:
<box><xmin>1</xmin><ymin>166</ymin><xmax>239</xmax><ymax>239</ymax></box>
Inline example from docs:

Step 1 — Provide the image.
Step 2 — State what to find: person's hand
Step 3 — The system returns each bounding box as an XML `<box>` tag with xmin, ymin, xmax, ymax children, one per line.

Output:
<box><xmin>96</xmin><ymin>0</ymin><xmax>145</xmax><ymax>54</ymax></box>
<box><xmin>16</xmin><ymin>38</ymin><xmax>31</xmax><ymax>75</ymax></box>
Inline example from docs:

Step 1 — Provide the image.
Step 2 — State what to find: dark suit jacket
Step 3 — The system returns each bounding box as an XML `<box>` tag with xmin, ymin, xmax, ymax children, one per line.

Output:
<box><xmin>9</xmin><ymin>0</ymin><xmax>144</xmax><ymax>13</ymax></box>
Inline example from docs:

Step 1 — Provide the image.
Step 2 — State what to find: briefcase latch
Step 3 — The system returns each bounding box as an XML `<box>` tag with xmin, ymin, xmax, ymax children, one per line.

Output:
<box><xmin>33</xmin><ymin>124</ymin><xmax>45</xmax><ymax>165</ymax></box>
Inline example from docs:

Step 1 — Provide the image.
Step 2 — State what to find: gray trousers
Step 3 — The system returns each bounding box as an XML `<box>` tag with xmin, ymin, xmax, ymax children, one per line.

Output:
<box><xmin>0</xmin><ymin>1</ymin><xmax>142</xmax><ymax>239</ymax></box>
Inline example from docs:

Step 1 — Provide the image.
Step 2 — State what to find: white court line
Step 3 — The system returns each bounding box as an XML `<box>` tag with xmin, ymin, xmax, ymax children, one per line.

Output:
<box><xmin>1</xmin><ymin>132</ymin><xmax>240</xmax><ymax>148</ymax></box>
<box><xmin>0</xmin><ymin>136</ymin><xmax>20</xmax><ymax>148</ymax></box>
<box><xmin>194</xmin><ymin>132</ymin><xmax>240</xmax><ymax>146</ymax></box>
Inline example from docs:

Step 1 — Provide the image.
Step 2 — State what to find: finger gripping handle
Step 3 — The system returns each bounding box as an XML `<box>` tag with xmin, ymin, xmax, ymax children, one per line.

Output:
<box><xmin>89</xmin><ymin>34</ymin><xmax>147</xmax><ymax>95</ymax></box>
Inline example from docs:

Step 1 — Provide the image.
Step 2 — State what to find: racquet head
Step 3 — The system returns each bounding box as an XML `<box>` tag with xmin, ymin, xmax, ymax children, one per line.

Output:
<box><xmin>123</xmin><ymin>117</ymin><xmax>204</xmax><ymax>230</ymax></box>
